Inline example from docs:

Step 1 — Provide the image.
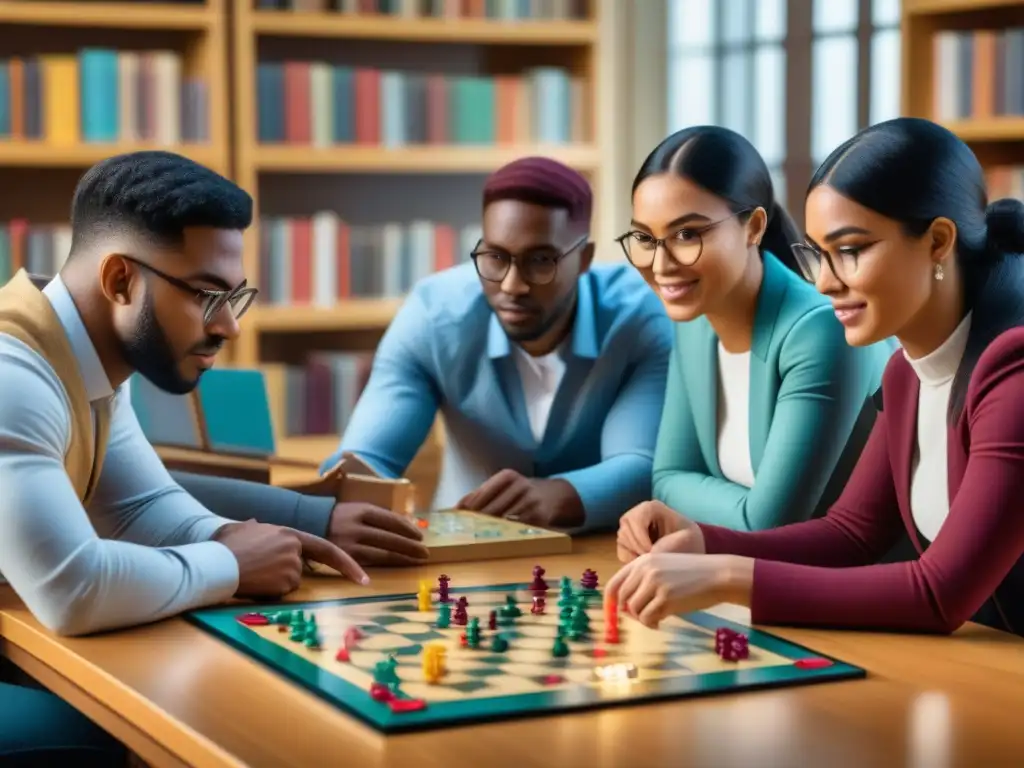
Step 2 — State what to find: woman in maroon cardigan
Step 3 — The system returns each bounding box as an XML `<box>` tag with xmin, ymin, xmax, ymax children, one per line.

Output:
<box><xmin>609</xmin><ymin>117</ymin><xmax>1024</xmax><ymax>637</ymax></box>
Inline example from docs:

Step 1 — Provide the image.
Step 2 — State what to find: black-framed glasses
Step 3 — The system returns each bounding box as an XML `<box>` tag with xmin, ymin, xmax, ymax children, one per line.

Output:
<box><xmin>615</xmin><ymin>211</ymin><xmax>750</xmax><ymax>269</ymax></box>
<box><xmin>790</xmin><ymin>243</ymin><xmax>858</xmax><ymax>283</ymax></box>
<box><xmin>469</xmin><ymin>234</ymin><xmax>588</xmax><ymax>286</ymax></box>
<box><xmin>121</xmin><ymin>255</ymin><xmax>258</xmax><ymax>324</ymax></box>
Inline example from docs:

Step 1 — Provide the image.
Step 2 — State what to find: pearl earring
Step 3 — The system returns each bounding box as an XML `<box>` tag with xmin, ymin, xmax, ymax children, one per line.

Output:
<box><xmin>934</xmin><ymin>263</ymin><xmax>944</xmax><ymax>281</ymax></box>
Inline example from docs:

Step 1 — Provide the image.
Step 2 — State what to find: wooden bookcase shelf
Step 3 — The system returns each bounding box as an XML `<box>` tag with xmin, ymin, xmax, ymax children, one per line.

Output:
<box><xmin>902</xmin><ymin>0</ymin><xmax>1024</xmax><ymax>167</ymax></box>
<box><xmin>0</xmin><ymin>0</ymin><xmax>215</xmax><ymax>30</ymax></box>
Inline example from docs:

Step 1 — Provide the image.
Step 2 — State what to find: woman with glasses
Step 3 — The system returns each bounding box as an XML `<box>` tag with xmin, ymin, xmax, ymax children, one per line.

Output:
<box><xmin>609</xmin><ymin>117</ymin><xmax>1024</xmax><ymax>637</ymax></box>
<box><xmin>616</xmin><ymin>125</ymin><xmax>895</xmax><ymax>543</ymax></box>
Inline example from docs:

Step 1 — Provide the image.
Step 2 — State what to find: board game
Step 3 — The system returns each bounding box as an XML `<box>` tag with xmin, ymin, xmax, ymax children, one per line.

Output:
<box><xmin>187</xmin><ymin>568</ymin><xmax>865</xmax><ymax>733</ymax></box>
<box><xmin>412</xmin><ymin>509</ymin><xmax>572</xmax><ymax>562</ymax></box>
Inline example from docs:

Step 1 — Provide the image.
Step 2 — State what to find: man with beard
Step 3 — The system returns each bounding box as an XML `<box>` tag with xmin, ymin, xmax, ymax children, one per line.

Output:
<box><xmin>0</xmin><ymin>151</ymin><xmax>395</xmax><ymax>765</ymax></box>
<box><xmin>323</xmin><ymin>157</ymin><xmax>673</xmax><ymax>532</ymax></box>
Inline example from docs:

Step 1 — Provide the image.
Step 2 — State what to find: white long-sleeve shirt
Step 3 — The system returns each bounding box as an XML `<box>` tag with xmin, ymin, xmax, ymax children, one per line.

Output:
<box><xmin>0</xmin><ymin>275</ymin><xmax>239</xmax><ymax>636</ymax></box>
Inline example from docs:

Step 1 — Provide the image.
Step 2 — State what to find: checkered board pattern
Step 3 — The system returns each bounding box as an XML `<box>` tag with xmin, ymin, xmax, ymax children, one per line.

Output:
<box><xmin>186</xmin><ymin>582</ymin><xmax>865</xmax><ymax>733</ymax></box>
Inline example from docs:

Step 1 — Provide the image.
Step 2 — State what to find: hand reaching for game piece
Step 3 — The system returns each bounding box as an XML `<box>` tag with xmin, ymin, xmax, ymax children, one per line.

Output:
<box><xmin>604</xmin><ymin>553</ymin><xmax>753</xmax><ymax>628</ymax></box>
<box><xmin>213</xmin><ymin>519</ymin><xmax>369</xmax><ymax>597</ymax></box>
<box><xmin>327</xmin><ymin>502</ymin><xmax>429</xmax><ymax>566</ymax></box>
<box><xmin>457</xmin><ymin>470</ymin><xmax>584</xmax><ymax>528</ymax></box>
<box><xmin>616</xmin><ymin>501</ymin><xmax>705</xmax><ymax>562</ymax></box>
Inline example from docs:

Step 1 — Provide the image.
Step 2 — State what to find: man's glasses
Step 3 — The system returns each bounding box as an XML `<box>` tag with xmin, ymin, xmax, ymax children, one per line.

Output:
<box><xmin>121</xmin><ymin>256</ymin><xmax>258</xmax><ymax>324</ymax></box>
<box><xmin>615</xmin><ymin>211</ymin><xmax>748</xmax><ymax>269</ymax></box>
<box><xmin>470</xmin><ymin>234</ymin><xmax>588</xmax><ymax>286</ymax></box>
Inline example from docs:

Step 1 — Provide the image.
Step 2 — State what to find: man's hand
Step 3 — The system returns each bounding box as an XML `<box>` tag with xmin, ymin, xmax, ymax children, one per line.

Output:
<box><xmin>213</xmin><ymin>519</ymin><xmax>369</xmax><ymax>597</ymax></box>
<box><xmin>327</xmin><ymin>502</ymin><xmax>429</xmax><ymax>566</ymax></box>
<box><xmin>457</xmin><ymin>470</ymin><xmax>584</xmax><ymax>528</ymax></box>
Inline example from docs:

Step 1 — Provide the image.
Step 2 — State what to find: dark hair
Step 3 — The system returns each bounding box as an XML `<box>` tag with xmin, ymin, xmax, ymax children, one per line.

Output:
<box><xmin>482</xmin><ymin>156</ymin><xmax>592</xmax><ymax>229</ymax></box>
<box><xmin>632</xmin><ymin>125</ymin><xmax>802</xmax><ymax>273</ymax></box>
<box><xmin>68</xmin><ymin>151</ymin><xmax>253</xmax><ymax>256</ymax></box>
<box><xmin>810</xmin><ymin>116</ymin><xmax>1024</xmax><ymax>422</ymax></box>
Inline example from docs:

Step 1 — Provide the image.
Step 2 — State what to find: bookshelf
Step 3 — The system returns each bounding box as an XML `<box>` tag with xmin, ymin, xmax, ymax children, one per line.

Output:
<box><xmin>232</xmin><ymin>1</ymin><xmax>604</xmax><ymax>475</ymax></box>
<box><xmin>902</xmin><ymin>0</ymin><xmax>1024</xmax><ymax>174</ymax></box>
<box><xmin>0</xmin><ymin>0</ymin><xmax>229</xmax><ymax>277</ymax></box>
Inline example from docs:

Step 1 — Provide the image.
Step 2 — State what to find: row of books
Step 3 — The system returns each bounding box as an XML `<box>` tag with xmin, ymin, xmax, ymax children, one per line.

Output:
<box><xmin>256</xmin><ymin>63</ymin><xmax>584</xmax><ymax>146</ymax></box>
<box><xmin>258</xmin><ymin>215</ymin><xmax>479</xmax><ymax>304</ymax></box>
<box><xmin>987</xmin><ymin>165</ymin><xmax>1024</xmax><ymax>201</ymax></box>
<box><xmin>0</xmin><ymin>222</ymin><xmax>70</xmax><ymax>285</ymax></box>
<box><xmin>255</xmin><ymin>0</ymin><xmax>589</xmax><ymax>20</ymax></box>
<box><xmin>933</xmin><ymin>29</ymin><xmax>1024</xmax><ymax>121</ymax></box>
<box><xmin>264</xmin><ymin>355</ymin><xmax>373</xmax><ymax>437</ymax></box>
<box><xmin>0</xmin><ymin>51</ymin><xmax>208</xmax><ymax>145</ymax></box>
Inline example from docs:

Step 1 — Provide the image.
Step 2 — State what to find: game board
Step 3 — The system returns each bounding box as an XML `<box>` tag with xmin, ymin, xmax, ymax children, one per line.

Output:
<box><xmin>186</xmin><ymin>572</ymin><xmax>865</xmax><ymax>733</ymax></box>
<box><xmin>412</xmin><ymin>509</ymin><xmax>572</xmax><ymax>562</ymax></box>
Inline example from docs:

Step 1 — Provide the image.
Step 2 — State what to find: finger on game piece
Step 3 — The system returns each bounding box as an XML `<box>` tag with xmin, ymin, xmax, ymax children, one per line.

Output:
<box><xmin>292</xmin><ymin>529</ymin><xmax>370</xmax><ymax>585</ymax></box>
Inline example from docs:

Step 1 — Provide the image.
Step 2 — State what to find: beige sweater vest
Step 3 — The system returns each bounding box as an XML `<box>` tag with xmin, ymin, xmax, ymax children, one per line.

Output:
<box><xmin>0</xmin><ymin>270</ymin><xmax>110</xmax><ymax>505</ymax></box>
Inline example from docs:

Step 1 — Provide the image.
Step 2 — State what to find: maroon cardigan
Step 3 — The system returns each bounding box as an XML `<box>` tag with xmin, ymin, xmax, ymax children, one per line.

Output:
<box><xmin>699</xmin><ymin>327</ymin><xmax>1024</xmax><ymax>635</ymax></box>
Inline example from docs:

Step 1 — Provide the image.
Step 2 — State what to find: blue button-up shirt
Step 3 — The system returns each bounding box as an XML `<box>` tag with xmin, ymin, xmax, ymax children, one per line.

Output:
<box><xmin>322</xmin><ymin>262</ymin><xmax>673</xmax><ymax>532</ymax></box>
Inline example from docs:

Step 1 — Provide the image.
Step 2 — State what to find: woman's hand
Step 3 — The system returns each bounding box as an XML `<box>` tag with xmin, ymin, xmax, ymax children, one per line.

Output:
<box><xmin>604</xmin><ymin>553</ymin><xmax>754</xmax><ymax>629</ymax></box>
<box><xmin>617</xmin><ymin>500</ymin><xmax>705</xmax><ymax>562</ymax></box>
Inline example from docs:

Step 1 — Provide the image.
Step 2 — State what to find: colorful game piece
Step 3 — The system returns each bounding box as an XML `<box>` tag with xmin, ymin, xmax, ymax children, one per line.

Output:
<box><xmin>557</xmin><ymin>576</ymin><xmax>573</xmax><ymax>606</ymax></box>
<box><xmin>335</xmin><ymin>647</ymin><xmax>350</xmax><ymax>662</ymax></box>
<box><xmin>438</xmin><ymin>574</ymin><xmax>451</xmax><ymax>603</ymax></box>
<box><xmin>529</xmin><ymin>564</ymin><xmax>549</xmax><ymax>592</ymax></box>
<box><xmin>436</xmin><ymin>602</ymin><xmax>451</xmax><ymax>628</ymax></box>
<box><xmin>237</xmin><ymin>612</ymin><xmax>269</xmax><ymax>626</ymax></box>
<box><xmin>531</xmin><ymin>595</ymin><xmax>546</xmax><ymax>615</ymax></box>
<box><xmin>388</xmin><ymin>698</ymin><xmax>427</xmax><ymax>713</ymax></box>
<box><xmin>488</xmin><ymin>610</ymin><xmax>497</xmax><ymax>630</ymax></box>
<box><xmin>794</xmin><ymin>658</ymin><xmax>834</xmax><ymax>670</ymax></box>
<box><xmin>580</xmin><ymin>568</ymin><xmax>599</xmax><ymax>593</ymax></box>
<box><xmin>342</xmin><ymin>627</ymin><xmax>363</xmax><ymax>649</ymax></box>
<box><xmin>489</xmin><ymin>634</ymin><xmax>508</xmax><ymax>652</ymax></box>
<box><xmin>499</xmin><ymin>594</ymin><xmax>522</xmax><ymax>618</ymax></box>
<box><xmin>552</xmin><ymin>635</ymin><xmax>569</xmax><ymax>657</ymax></box>
<box><xmin>567</xmin><ymin>604</ymin><xmax>590</xmax><ymax>640</ymax></box>
<box><xmin>417</xmin><ymin>580</ymin><xmax>432</xmax><ymax>612</ymax></box>
<box><xmin>453</xmin><ymin>596</ymin><xmax>469</xmax><ymax>625</ymax></box>
<box><xmin>465</xmin><ymin>617</ymin><xmax>481</xmax><ymax>648</ymax></box>
<box><xmin>422</xmin><ymin>644</ymin><xmax>446</xmax><ymax>683</ymax></box>
<box><xmin>372</xmin><ymin>655</ymin><xmax>401</xmax><ymax>691</ymax></box>
<box><xmin>303</xmin><ymin>625</ymin><xmax>321</xmax><ymax>649</ymax></box>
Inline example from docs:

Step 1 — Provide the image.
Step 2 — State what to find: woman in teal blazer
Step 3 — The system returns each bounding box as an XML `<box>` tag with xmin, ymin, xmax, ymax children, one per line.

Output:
<box><xmin>616</xmin><ymin>126</ymin><xmax>895</xmax><ymax>531</ymax></box>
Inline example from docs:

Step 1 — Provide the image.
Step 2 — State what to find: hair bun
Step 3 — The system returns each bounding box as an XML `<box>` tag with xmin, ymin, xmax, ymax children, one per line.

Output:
<box><xmin>985</xmin><ymin>197</ymin><xmax>1024</xmax><ymax>254</ymax></box>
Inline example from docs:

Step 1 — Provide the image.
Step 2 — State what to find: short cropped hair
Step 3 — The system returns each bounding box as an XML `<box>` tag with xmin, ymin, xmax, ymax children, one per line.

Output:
<box><xmin>68</xmin><ymin>151</ymin><xmax>253</xmax><ymax>256</ymax></box>
<box><xmin>482</xmin><ymin>156</ymin><xmax>592</xmax><ymax>229</ymax></box>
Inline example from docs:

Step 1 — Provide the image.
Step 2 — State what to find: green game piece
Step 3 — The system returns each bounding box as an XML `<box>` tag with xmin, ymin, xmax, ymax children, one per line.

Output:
<box><xmin>466</xmin><ymin>617</ymin><xmax>481</xmax><ymax>648</ymax></box>
<box><xmin>557</xmin><ymin>577</ymin><xmax>573</xmax><ymax>607</ymax></box>
<box><xmin>500</xmin><ymin>594</ymin><xmax>522</xmax><ymax>618</ymax></box>
<box><xmin>303</xmin><ymin>625</ymin><xmax>321</xmax><ymax>649</ymax></box>
<box><xmin>436</xmin><ymin>602</ymin><xmax>451</xmax><ymax>628</ymax></box>
<box><xmin>372</xmin><ymin>655</ymin><xmax>402</xmax><ymax>689</ymax></box>
<box><xmin>490</xmin><ymin>634</ymin><xmax>509</xmax><ymax>652</ymax></box>
<box><xmin>567</xmin><ymin>605</ymin><xmax>589</xmax><ymax>640</ymax></box>
<box><xmin>552</xmin><ymin>635</ymin><xmax>569</xmax><ymax>657</ymax></box>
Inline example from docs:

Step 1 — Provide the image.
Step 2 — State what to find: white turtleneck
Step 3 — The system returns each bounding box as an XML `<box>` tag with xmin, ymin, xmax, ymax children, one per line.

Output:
<box><xmin>904</xmin><ymin>313</ymin><xmax>972</xmax><ymax>541</ymax></box>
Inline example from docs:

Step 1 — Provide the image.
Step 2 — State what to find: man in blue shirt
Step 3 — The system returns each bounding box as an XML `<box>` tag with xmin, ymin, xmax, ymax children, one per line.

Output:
<box><xmin>323</xmin><ymin>157</ymin><xmax>673</xmax><ymax>533</ymax></box>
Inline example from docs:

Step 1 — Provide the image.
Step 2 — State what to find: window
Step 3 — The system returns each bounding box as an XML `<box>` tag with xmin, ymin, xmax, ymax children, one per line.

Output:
<box><xmin>667</xmin><ymin>0</ymin><xmax>902</xmax><ymax>226</ymax></box>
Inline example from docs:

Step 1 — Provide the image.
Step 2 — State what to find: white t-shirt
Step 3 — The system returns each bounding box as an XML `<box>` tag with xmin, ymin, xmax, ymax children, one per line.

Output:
<box><xmin>716</xmin><ymin>342</ymin><xmax>755</xmax><ymax>488</ymax></box>
<box><xmin>513</xmin><ymin>342</ymin><xmax>568</xmax><ymax>442</ymax></box>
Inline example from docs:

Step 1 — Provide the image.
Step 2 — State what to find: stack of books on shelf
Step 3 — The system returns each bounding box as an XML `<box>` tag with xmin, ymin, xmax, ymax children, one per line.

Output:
<box><xmin>258</xmin><ymin>215</ymin><xmax>480</xmax><ymax>304</ymax></box>
<box><xmin>255</xmin><ymin>0</ymin><xmax>588</xmax><ymax>20</ymax></box>
<box><xmin>0</xmin><ymin>50</ymin><xmax>208</xmax><ymax>144</ymax></box>
<box><xmin>256</xmin><ymin>63</ymin><xmax>583</xmax><ymax>146</ymax></box>
<box><xmin>933</xmin><ymin>28</ymin><xmax>1024</xmax><ymax>121</ymax></box>
<box><xmin>265</xmin><ymin>353</ymin><xmax>373</xmax><ymax>438</ymax></box>
<box><xmin>987</xmin><ymin>164</ymin><xmax>1024</xmax><ymax>200</ymax></box>
<box><xmin>0</xmin><ymin>221</ymin><xmax>70</xmax><ymax>284</ymax></box>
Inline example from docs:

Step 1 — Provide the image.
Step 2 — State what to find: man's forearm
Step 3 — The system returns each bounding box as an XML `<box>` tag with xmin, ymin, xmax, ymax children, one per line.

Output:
<box><xmin>553</xmin><ymin>454</ymin><xmax>654</xmax><ymax>534</ymax></box>
<box><xmin>171</xmin><ymin>471</ymin><xmax>334</xmax><ymax>537</ymax></box>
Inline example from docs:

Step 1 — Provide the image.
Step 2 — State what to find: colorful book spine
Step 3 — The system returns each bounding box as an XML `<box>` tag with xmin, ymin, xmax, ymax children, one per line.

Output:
<box><xmin>255</xmin><ymin>0</ymin><xmax>590</xmax><ymax>20</ymax></box>
<box><xmin>257</xmin><ymin>214</ymin><xmax>479</xmax><ymax>305</ymax></box>
<box><xmin>256</xmin><ymin>63</ymin><xmax>585</xmax><ymax>146</ymax></box>
<box><xmin>933</xmin><ymin>28</ymin><xmax>1024</xmax><ymax>121</ymax></box>
<box><xmin>261</xmin><ymin>355</ymin><xmax>374</xmax><ymax>438</ymax></box>
<box><xmin>0</xmin><ymin>222</ymin><xmax>72</xmax><ymax>285</ymax></box>
<box><xmin>0</xmin><ymin>49</ymin><xmax>209</xmax><ymax>144</ymax></box>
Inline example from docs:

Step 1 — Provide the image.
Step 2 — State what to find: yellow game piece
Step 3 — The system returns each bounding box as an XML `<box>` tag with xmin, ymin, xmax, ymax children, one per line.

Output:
<box><xmin>423</xmin><ymin>643</ymin><xmax>446</xmax><ymax>684</ymax></box>
<box><xmin>417</xmin><ymin>580</ymin><xmax>432</xmax><ymax>612</ymax></box>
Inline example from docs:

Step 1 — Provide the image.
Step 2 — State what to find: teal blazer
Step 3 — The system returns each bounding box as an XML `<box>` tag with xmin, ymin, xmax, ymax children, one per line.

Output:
<box><xmin>653</xmin><ymin>251</ymin><xmax>897</xmax><ymax>531</ymax></box>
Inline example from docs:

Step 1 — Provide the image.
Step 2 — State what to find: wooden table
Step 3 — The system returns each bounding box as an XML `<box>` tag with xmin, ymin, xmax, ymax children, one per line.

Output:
<box><xmin>2</xmin><ymin>535</ymin><xmax>1024</xmax><ymax>768</ymax></box>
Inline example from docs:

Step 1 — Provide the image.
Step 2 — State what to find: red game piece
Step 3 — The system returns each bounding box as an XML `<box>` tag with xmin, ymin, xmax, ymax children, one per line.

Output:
<box><xmin>531</xmin><ymin>595</ymin><xmax>546</xmax><ymax>615</ymax></box>
<box><xmin>438</xmin><ymin>574</ymin><xmax>451</xmax><ymax>603</ymax></box>
<box><xmin>335</xmin><ymin>648</ymin><xmax>350</xmax><ymax>662</ymax></box>
<box><xmin>529</xmin><ymin>565</ymin><xmax>549</xmax><ymax>592</ymax></box>
<box><xmin>453</xmin><ymin>596</ymin><xmax>469</xmax><ymax>625</ymax></box>
<box><xmin>542</xmin><ymin>675</ymin><xmax>565</xmax><ymax>685</ymax></box>
<box><xmin>459</xmin><ymin>632</ymin><xmax>468</xmax><ymax>647</ymax></box>
<box><xmin>369</xmin><ymin>683</ymin><xmax>394</xmax><ymax>702</ymax></box>
<box><xmin>389</xmin><ymin>698</ymin><xmax>427</xmax><ymax>713</ymax></box>
<box><xmin>794</xmin><ymin>658</ymin><xmax>834</xmax><ymax>669</ymax></box>
<box><xmin>416</xmin><ymin>518</ymin><xmax>429</xmax><ymax>529</ymax></box>
<box><xmin>592</xmin><ymin>648</ymin><xmax>608</xmax><ymax>658</ymax></box>
<box><xmin>237</xmin><ymin>612</ymin><xmax>269</xmax><ymax>626</ymax></box>
<box><xmin>488</xmin><ymin>610</ymin><xmax>497</xmax><ymax>630</ymax></box>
